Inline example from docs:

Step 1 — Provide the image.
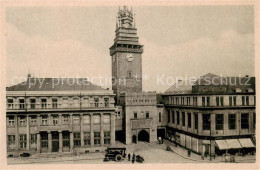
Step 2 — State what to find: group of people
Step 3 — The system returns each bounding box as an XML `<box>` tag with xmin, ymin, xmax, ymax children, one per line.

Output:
<box><xmin>127</xmin><ymin>153</ymin><xmax>136</xmax><ymax>163</ymax></box>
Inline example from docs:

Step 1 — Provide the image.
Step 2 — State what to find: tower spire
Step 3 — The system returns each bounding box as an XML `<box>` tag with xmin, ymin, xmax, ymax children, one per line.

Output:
<box><xmin>134</xmin><ymin>14</ymin><xmax>136</xmax><ymax>28</ymax></box>
<box><xmin>116</xmin><ymin>16</ymin><xmax>118</xmax><ymax>29</ymax></box>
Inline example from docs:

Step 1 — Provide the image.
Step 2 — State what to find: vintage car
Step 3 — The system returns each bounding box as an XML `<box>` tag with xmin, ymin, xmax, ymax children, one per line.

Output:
<box><xmin>104</xmin><ymin>147</ymin><xmax>126</xmax><ymax>162</ymax></box>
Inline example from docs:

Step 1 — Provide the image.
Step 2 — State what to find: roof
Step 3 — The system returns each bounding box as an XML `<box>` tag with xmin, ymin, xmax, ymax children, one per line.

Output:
<box><xmin>163</xmin><ymin>73</ymin><xmax>255</xmax><ymax>95</ymax></box>
<box><xmin>164</xmin><ymin>80</ymin><xmax>193</xmax><ymax>95</ymax></box>
<box><xmin>194</xmin><ymin>73</ymin><xmax>227</xmax><ymax>85</ymax></box>
<box><xmin>6</xmin><ymin>78</ymin><xmax>105</xmax><ymax>91</ymax></box>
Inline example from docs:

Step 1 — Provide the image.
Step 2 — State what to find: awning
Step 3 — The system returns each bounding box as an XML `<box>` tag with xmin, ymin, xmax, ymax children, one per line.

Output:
<box><xmin>238</xmin><ymin>138</ymin><xmax>255</xmax><ymax>148</ymax></box>
<box><xmin>226</xmin><ymin>139</ymin><xmax>242</xmax><ymax>149</ymax></box>
<box><xmin>215</xmin><ymin>140</ymin><xmax>229</xmax><ymax>150</ymax></box>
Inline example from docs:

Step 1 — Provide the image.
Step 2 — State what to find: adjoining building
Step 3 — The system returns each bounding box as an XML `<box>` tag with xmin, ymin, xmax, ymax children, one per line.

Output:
<box><xmin>162</xmin><ymin>73</ymin><xmax>256</xmax><ymax>156</ymax></box>
<box><xmin>6</xmin><ymin>77</ymin><xmax>116</xmax><ymax>156</ymax></box>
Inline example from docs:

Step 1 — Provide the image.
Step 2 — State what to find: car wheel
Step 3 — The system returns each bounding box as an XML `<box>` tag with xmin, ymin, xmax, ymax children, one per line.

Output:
<box><xmin>115</xmin><ymin>154</ymin><xmax>123</xmax><ymax>162</ymax></box>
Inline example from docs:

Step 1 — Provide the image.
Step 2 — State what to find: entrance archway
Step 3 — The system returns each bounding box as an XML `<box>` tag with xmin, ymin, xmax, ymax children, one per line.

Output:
<box><xmin>132</xmin><ymin>135</ymin><xmax>137</xmax><ymax>143</ymax></box>
<box><xmin>138</xmin><ymin>130</ymin><xmax>149</xmax><ymax>142</ymax></box>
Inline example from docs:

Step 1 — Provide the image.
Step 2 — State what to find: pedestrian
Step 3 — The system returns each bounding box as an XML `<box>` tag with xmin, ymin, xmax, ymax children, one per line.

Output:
<box><xmin>162</xmin><ymin>137</ymin><xmax>164</xmax><ymax>144</ymax></box>
<box><xmin>132</xmin><ymin>153</ymin><xmax>135</xmax><ymax>164</ymax></box>
<box><xmin>128</xmin><ymin>153</ymin><xmax>131</xmax><ymax>161</ymax></box>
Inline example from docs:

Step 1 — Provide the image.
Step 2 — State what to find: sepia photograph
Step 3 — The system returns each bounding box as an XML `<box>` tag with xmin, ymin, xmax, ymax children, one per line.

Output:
<box><xmin>1</xmin><ymin>1</ymin><xmax>258</xmax><ymax>168</ymax></box>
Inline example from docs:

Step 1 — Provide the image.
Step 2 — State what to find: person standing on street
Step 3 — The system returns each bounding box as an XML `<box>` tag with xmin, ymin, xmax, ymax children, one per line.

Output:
<box><xmin>128</xmin><ymin>153</ymin><xmax>131</xmax><ymax>161</ymax></box>
<box><xmin>132</xmin><ymin>153</ymin><xmax>135</xmax><ymax>164</ymax></box>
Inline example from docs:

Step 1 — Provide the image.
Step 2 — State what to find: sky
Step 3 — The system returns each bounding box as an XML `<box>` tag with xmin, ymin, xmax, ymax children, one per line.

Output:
<box><xmin>5</xmin><ymin>6</ymin><xmax>255</xmax><ymax>92</ymax></box>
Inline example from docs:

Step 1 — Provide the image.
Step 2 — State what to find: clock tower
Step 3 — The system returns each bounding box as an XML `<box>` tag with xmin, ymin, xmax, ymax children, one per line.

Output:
<box><xmin>110</xmin><ymin>6</ymin><xmax>143</xmax><ymax>103</ymax></box>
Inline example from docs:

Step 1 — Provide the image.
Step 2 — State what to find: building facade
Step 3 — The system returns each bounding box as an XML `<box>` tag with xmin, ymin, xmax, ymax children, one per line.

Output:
<box><xmin>162</xmin><ymin>73</ymin><xmax>256</xmax><ymax>156</ymax></box>
<box><xmin>6</xmin><ymin>77</ymin><xmax>116</xmax><ymax>156</ymax></box>
<box><xmin>119</xmin><ymin>92</ymin><xmax>159</xmax><ymax>144</ymax></box>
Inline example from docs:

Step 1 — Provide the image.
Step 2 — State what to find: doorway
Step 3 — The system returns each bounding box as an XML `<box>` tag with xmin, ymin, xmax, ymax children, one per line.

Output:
<box><xmin>138</xmin><ymin>130</ymin><xmax>149</xmax><ymax>142</ymax></box>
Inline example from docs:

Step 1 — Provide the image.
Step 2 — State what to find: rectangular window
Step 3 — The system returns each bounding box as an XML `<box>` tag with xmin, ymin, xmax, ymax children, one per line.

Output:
<box><xmin>172</xmin><ymin>111</ymin><xmax>175</xmax><ymax>124</ymax></box>
<box><xmin>41</xmin><ymin>115</ymin><xmax>48</xmax><ymax>126</ymax></box>
<box><xmin>19</xmin><ymin>134</ymin><xmax>27</xmax><ymax>149</ymax></box>
<box><xmin>62</xmin><ymin>98</ymin><xmax>69</xmax><ymax>108</ymax></box>
<box><xmin>94</xmin><ymin>132</ymin><xmax>101</xmax><ymax>146</ymax></box>
<box><xmin>30</xmin><ymin>99</ymin><xmax>36</xmax><ymax>109</ymax></box>
<box><xmin>104</xmin><ymin>98</ymin><xmax>109</xmax><ymax>107</ymax></box>
<box><xmin>63</xmin><ymin>115</ymin><xmax>69</xmax><ymax>125</ymax></box>
<box><xmin>182</xmin><ymin>112</ymin><xmax>185</xmax><ymax>126</ymax></box>
<box><xmin>207</xmin><ymin>97</ymin><xmax>210</xmax><ymax>106</ymax></box>
<box><xmin>73</xmin><ymin>115</ymin><xmax>80</xmax><ymax>124</ymax></box>
<box><xmin>83</xmin><ymin>97</ymin><xmax>90</xmax><ymax>107</ymax></box>
<box><xmin>8</xmin><ymin>116</ymin><xmax>15</xmax><ymax>126</ymax></box>
<box><xmin>194</xmin><ymin>113</ymin><xmax>198</xmax><ymax>130</ymax></box>
<box><xmin>187</xmin><ymin>97</ymin><xmax>190</xmax><ymax>106</ymax></box>
<box><xmin>202</xmin><ymin>97</ymin><xmax>205</xmax><ymax>106</ymax></box>
<box><xmin>83</xmin><ymin>115</ymin><xmax>90</xmax><ymax>124</ymax></box>
<box><xmin>229</xmin><ymin>96</ymin><xmax>232</xmax><ymax>106</ymax></box>
<box><xmin>246</xmin><ymin>96</ymin><xmax>249</xmax><ymax>106</ymax></box>
<box><xmin>134</xmin><ymin>112</ymin><xmax>137</xmax><ymax>119</ymax></box>
<box><xmin>159</xmin><ymin>112</ymin><xmax>162</xmax><ymax>123</ymax></box>
<box><xmin>202</xmin><ymin>114</ymin><xmax>211</xmax><ymax>130</ymax></box>
<box><xmin>73</xmin><ymin>98</ymin><xmax>79</xmax><ymax>108</ymax></box>
<box><xmin>84</xmin><ymin>132</ymin><xmax>90</xmax><ymax>146</ymax></box>
<box><xmin>52</xmin><ymin>98</ymin><xmax>58</xmax><ymax>108</ymax></box>
<box><xmin>215</xmin><ymin>114</ymin><xmax>224</xmax><ymax>130</ymax></box>
<box><xmin>73</xmin><ymin>132</ymin><xmax>81</xmax><ymax>147</ymax></box>
<box><xmin>30</xmin><ymin>116</ymin><xmax>37</xmax><ymax>126</ymax></box>
<box><xmin>30</xmin><ymin>134</ymin><xmax>37</xmax><ymax>148</ymax></box>
<box><xmin>228</xmin><ymin>114</ymin><xmax>236</xmax><ymax>130</ymax></box>
<box><xmin>104</xmin><ymin>131</ymin><xmax>110</xmax><ymax>145</ymax></box>
<box><xmin>146</xmin><ymin>112</ymin><xmax>149</xmax><ymax>118</ymax></box>
<box><xmin>19</xmin><ymin>116</ymin><xmax>26</xmax><ymax>126</ymax></box>
<box><xmin>53</xmin><ymin>115</ymin><xmax>59</xmax><ymax>126</ymax></box>
<box><xmin>241</xmin><ymin>113</ymin><xmax>249</xmax><ymax>129</ymax></box>
<box><xmin>7</xmin><ymin>135</ymin><xmax>15</xmax><ymax>149</ymax></box>
<box><xmin>168</xmin><ymin>111</ymin><xmax>170</xmax><ymax>123</ymax></box>
<box><xmin>7</xmin><ymin>99</ymin><xmax>14</xmax><ymax>109</ymax></box>
<box><xmin>93</xmin><ymin>114</ymin><xmax>101</xmax><ymax>124</ymax></box>
<box><xmin>177</xmin><ymin>111</ymin><xmax>180</xmax><ymax>125</ymax></box>
<box><xmin>94</xmin><ymin>98</ymin><xmax>99</xmax><ymax>107</ymax></box>
<box><xmin>41</xmin><ymin>99</ymin><xmax>47</xmax><ymax>109</ymax></box>
<box><xmin>103</xmin><ymin>114</ymin><xmax>110</xmax><ymax>124</ymax></box>
<box><xmin>220</xmin><ymin>97</ymin><xmax>224</xmax><ymax>106</ymax></box>
<box><xmin>216</xmin><ymin>97</ymin><xmax>219</xmax><ymax>106</ymax></box>
<box><xmin>242</xmin><ymin>96</ymin><xmax>245</xmax><ymax>106</ymax></box>
<box><xmin>62</xmin><ymin>132</ymin><xmax>70</xmax><ymax>147</ymax></box>
<box><xmin>188</xmin><ymin>112</ymin><xmax>191</xmax><ymax>128</ymax></box>
<box><xmin>19</xmin><ymin>99</ymin><xmax>25</xmax><ymax>109</ymax></box>
<box><xmin>193</xmin><ymin>97</ymin><xmax>197</xmax><ymax>106</ymax></box>
<box><xmin>233</xmin><ymin>96</ymin><xmax>237</xmax><ymax>106</ymax></box>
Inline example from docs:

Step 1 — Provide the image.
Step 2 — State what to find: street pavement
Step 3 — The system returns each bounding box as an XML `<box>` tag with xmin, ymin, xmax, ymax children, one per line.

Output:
<box><xmin>7</xmin><ymin>140</ymin><xmax>255</xmax><ymax>164</ymax></box>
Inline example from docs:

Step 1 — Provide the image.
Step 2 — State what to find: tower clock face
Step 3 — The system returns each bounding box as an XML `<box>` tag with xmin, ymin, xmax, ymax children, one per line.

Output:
<box><xmin>126</xmin><ymin>54</ymin><xmax>134</xmax><ymax>62</ymax></box>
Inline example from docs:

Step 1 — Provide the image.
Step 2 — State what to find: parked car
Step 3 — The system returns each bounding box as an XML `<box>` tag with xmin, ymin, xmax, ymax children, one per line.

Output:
<box><xmin>136</xmin><ymin>155</ymin><xmax>144</xmax><ymax>163</ymax></box>
<box><xmin>20</xmin><ymin>153</ymin><xmax>31</xmax><ymax>157</ymax></box>
<box><xmin>103</xmin><ymin>147</ymin><xmax>126</xmax><ymax>162</ymax></box>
